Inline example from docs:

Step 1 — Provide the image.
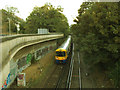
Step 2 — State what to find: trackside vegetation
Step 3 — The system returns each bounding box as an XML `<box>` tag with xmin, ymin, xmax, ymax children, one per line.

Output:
<box><xmin>70</xmin><ymin>2</ymin><xmax>120</xmax><ymax>87</ymax></box>
<box><xmin>25</xmin><ymin>3</ymin><xmax>69</xmax><ymax>36</ymax></box>
<box><xmin>1</xmin><ymin>1</ymin><xmax>120</xmax><ymax>88</ymax></box>
<box><xmin>0</xmin><ymin>7</ymin><xmax>25</xmax><ymax>34</ymax></box>
<box><xmin>1</xmin><ymin>3</ymin><xmax>69</xmax><ymax>36</ymax></box>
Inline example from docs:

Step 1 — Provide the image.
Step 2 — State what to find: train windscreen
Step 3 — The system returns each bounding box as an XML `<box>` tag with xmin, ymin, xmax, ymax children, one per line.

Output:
<box><xmin>56</xmin><ymin>51</ymin><xmax>65</xmax><ymax>57</ymax></box>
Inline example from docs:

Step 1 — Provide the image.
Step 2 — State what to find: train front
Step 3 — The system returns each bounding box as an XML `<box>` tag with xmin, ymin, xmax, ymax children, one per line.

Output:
<box><xmin>55</xmin><ymin>48</ymin><xmax>67</xmax><ymax>64</ymax></box>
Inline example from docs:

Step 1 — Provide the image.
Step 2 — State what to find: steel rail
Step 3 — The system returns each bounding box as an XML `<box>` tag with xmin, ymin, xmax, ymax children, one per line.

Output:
<box><xmin>55</xmin><ymin>42</ymin><xmax>73</xmax><ymax>89</ymax></box>
<box><xmin>55</xmin><ymin>64</ymin><xmax>65</xmax><ymax>89</ymax></box>
<box><xmin>66</xmin><ymin>43</ymin><xmax>74</xmax><ymax>89</ymax></box>
<box><xmin>69</xmin><ymin>58</ymin><xmax>74</xmax><ymax>88</ymax></box>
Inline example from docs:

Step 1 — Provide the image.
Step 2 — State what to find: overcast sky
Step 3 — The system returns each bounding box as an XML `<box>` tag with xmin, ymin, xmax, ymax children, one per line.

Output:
<box><xmin>0</xmin><ymin>0</ymin><xmax>84</xmax><ymax>25</ymax></box>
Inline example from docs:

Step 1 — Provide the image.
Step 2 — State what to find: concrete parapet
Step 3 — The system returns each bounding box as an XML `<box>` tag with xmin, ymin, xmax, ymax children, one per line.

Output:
<box><xmin>0</xmin><ymin>34</ymin><xmax>63</xmax><ymax>89</ymax></box>
<box><xmin>1</xmin><ymin>34</ymin><xmax>63</xmax><ymax>69</ymax></box>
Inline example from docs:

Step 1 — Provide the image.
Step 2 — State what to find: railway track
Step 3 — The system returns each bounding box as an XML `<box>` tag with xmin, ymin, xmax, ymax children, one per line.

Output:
<box><xmin>43</xmin><ymin>43</ymin><xmax>82</xmax><ymax>89</ymax></box>
<box><xmin>66</xmin><ymin>43</ymin><xmax>74</xmax><ymax>88</ymax></box>
<box><xmin>43</xmin><ymin>52</ymin><xmax>71</xmax><ymax>88</ymax></box>
<box><xmin>55</xmin><ymin>43</ymin><xmax>73</xmax><ymax>89</ymax></box>
<box><xmin>55</xmin><ymin>43</ymin><xmax>82</xmax><ymax>89</ymax></box>
<box><xmin>66</xmin><ymin>43</ymin><xmax>82</xmax><ymax>89</ymax></box>
<box><xmin>43</xmin><ymin>64</ymin><xmax>64</xmax><ymax>88</ymax></box>
<box><xmin>55</xmin><ymin>62</ymin><xmax>68</xmax><ymax>89</ymax></box>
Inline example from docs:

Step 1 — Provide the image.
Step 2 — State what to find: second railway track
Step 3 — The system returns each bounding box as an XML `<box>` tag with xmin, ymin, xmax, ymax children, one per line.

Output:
<box><xmin>66</xmin><ymin>43</ymin><xmax>82</xmax><ymax>89</ymax></box>
<box><xmin>55</xmin><ymin>43</ymin><xmax>73</xmax><ymax>89</ymax></box>
<box><xmin>43</xmin><ymin>42</ymin><xmax>82</xmax><ymax>89</ymax></box>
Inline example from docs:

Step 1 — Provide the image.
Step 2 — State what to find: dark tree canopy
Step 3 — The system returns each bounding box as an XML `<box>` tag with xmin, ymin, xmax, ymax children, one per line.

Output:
<box><xmin>25</xmin><ymin>3</ymin><xmax>69</xmax><ymax>36</ymax></box>
<box><xmin>71</xmin><ymin>2</ymin><xmax>120</xmax><ymax>87</ymax></box>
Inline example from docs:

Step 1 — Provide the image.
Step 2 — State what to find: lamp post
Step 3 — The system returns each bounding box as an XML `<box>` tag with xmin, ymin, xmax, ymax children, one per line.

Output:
<box><xmin>8</xmin><ymin>18</ymin><xmax>11</xmax><ymax>35</ymax></box>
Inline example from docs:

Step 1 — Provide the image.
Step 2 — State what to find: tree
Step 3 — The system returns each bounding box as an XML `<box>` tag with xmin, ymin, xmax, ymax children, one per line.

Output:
<box><xmin>25</xmin><ymin>3</ymin><xmax>69</xmax><ymax>36</ymax></box>
<box><xmin>109</xmin><ymin>60</ymin><xmax>120</xmax><ymax>88</ymax></box>
<box><xmin>1</xmin><ymin>7</ymin><xmax>25</xmax><ymax>34</ymax></box>
<box><xmin>6</xmin><ymin>6</ymin><xmax>19</xmax><ymax>15</ymax></box>
<box><xmin>71</xmin><ymin>2</ymin><xmax>119</xmax><ymax>64</ymax></box>
<box><xmin>71</xmin><ymin>2</ymin><xmax>120</xmax><ymax>87</ymax></box>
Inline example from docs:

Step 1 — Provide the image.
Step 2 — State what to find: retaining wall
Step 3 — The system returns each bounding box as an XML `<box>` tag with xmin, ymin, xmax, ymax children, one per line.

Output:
<box><xmin>0</xmin><ymin>34</ymin><xmax>63</xmax><ymax>89</ymax></box>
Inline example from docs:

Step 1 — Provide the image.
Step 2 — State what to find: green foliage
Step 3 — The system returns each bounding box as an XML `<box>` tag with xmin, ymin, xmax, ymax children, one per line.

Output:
<box><xmin>71</xmin><ymin>2</ymin><xmax>120</xmax><ymax>87</ymax></box>
<box><xmin>109</xmin><ymin>61</ymin><xmax>120</xmax><ymax>88</ymax></box>
<box><xmin>25</xmin><ymin>3</ymin><xmax>69</xmax><ymax>35</ymax></box>
<box><xmin>6</xmin><ymin>6</ymin><xmax>19</xmax><ymax>15</ymax></box>
<box><xmin>1</xmin><ymin>7</ymin><xmax>25</xmax><ymax>34</ymax></box>
<box><xmin>71</xmin><ymin>2</ymin><xmax>119</xmax><ymax>64</ymax></box>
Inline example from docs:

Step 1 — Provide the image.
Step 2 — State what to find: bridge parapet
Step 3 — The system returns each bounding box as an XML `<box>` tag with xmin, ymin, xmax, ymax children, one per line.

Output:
<box><xmin>0</xmin><ymin>34</ymin><xmax>63</xmax><ymax>88</ymax></box>
<box><xmin>0</xmin><ymin>34</ymin><xmax>63</xmax><ymax>69</ymax></box>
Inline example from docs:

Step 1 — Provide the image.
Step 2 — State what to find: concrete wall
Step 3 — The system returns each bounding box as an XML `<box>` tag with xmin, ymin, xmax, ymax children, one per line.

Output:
<box><xmin>0</xmin><ymin>62</ymin><xmax>10</xmax><ymax>89</ymax></box>
<box><xmin>1</xmin><ymin>34</ymin><xmax>63</xmax><ymax>69</ymax></box>
<box><xmin>0</xmin><ymin>34</ymin><xmax>63</xmax><ymax>89</ymax></box>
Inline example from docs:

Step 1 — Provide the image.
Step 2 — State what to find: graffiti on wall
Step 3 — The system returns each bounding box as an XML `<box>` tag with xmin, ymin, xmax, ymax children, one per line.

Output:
<box><xmin>1</xmin><ymin>42</ymin><xmax>57</xmax><ymax>89</ymax></box>
<box><xmin>17</xmin><ymin>73</ymin><xmax>26</xmax><ymax>86</ymax></box>
<box><xmin>17</xmin><ymin>56</ymin><xmax>27</xmax><ymax>69</ymax></box>
<box><xmin>1</xmin><ymin>73</ymin><xmax>11</xmax><ymax>89</ymax></box>
<box><xmin>35</xmin><ymin>43</ymin><xmax>56</xmax><ymax>60</ymax></box>
<box><xmin>1</xmin><ymin>59</ymin><xmax>18</xmax><ymax>89</ymax></box>
<box><xmin>17</xmin><ymin>53</ymin><xmax>32</xmax><ymax>73</ymax></box>
<box><xmin>0</xmin><ymin>60</ymin><xmax>18</xmax><ymax>89</ymax></box>
<box><xmin>26</xmin><ymin>54</ymin><xmax>32</xmax><ymax>64</ymax></box>
<box><xmin>36</xmin><ymin>49</ymin><xmax>42</xmax><ymax>60</ymax></box>
<box><xmin>10</xmin><ymin>60</ymin><xmax>18</xmax><ymax>83</ymax></box>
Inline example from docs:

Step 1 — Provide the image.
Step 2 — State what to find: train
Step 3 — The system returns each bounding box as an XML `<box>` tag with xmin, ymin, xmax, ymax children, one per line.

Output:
<box><xmin>55</xmin><ymin>35</ymin><xmax>71</xmax><ymax>64</ymax></box>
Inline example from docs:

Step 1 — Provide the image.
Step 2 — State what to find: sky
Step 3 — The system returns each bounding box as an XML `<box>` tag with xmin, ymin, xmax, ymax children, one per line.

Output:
<box><xmin>0</xmin><ymin>0</ymin><xmax>84</xmax><ymax>25</ymax></box>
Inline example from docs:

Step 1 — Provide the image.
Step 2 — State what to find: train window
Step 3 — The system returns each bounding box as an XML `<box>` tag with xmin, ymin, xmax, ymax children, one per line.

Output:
<box><xmin>56</xmin><ymin>51</ymin><xmax>65</xmax><ymax>57</ymax></box>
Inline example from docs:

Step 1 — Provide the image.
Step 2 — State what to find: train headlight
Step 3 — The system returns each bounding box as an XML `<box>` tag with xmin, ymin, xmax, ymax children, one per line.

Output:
<box><xmin>56</xmin><ymin>57</ymin><xmax>58</xmax><ymax>59</ymax></box>
<box><xmin>63</xmin><ymin>57</ymin><xmax>66</xmax><ymax>60</ymax></box>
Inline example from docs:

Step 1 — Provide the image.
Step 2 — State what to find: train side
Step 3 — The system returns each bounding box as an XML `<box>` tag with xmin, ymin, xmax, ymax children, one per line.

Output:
<box><xmin>55</xmin><ymin>35</ymin><xmax>71</xmax><ymax>64</ymax></box>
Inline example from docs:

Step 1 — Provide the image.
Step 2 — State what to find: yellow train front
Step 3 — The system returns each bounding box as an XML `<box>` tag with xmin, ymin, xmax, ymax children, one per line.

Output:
<box><xmin>55</xmin><ymin>35</ymin><xmax>71</xmax><ymax>64</ymax></box>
